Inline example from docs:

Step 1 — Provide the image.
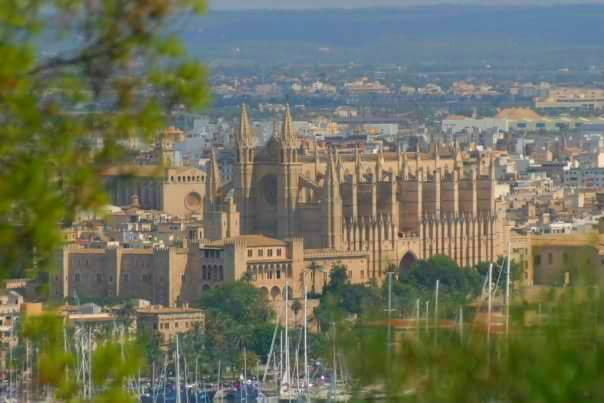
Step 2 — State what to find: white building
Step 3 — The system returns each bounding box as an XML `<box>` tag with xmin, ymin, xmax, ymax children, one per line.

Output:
<box><xmin>442</xmin><ymin>117</ymin><xmax>509</xmax><ymax>134</ymax></box>
<box><xmin>364</xmin><ymin>123</ymin><xmax>399</xmax><ymax>137</ymax></box>
<box><xmin>564</xmin><ymin>167</ymin><xmax>604</xmax><ymax>189</ymax></box>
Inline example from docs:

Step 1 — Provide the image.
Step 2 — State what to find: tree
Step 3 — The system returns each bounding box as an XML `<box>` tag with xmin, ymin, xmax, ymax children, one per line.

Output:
<box><xmin>1</xmin><ymin>1</ymin><xmax>210</xmax><ymax>400</ymax></box>
<box><xmin>314</xmin><ymin>264</ymin><xmax>384</xmax><ymax>331</ymax></box>
<box><xmin>196</xmin><ymin>281</ymin><xmax>276</xmax><ymax>364</ymax></box>
<box><xmin>1</xmin><ymin>0</ymin><xmax>209</xmax><ymax>276</ymax></box>
<box><xmin>292</xmin><ymin>299</ymin><xmax>303</xmax><ymax>325</ymax></box>
<box><xmin>323</xmin><ymin>264</ymin><xmax>349</xmax><ymax>294</ymax></box>
<box><xmin>139</xmin><ymin>330</ymin><xmax>162</xmax><ymax>376</ymax></box>
<box><xmin>394</xmin><ymin>255</ymin><xmax>482</xmax><ymax>317</ymax></box>
<box><xmin>342</xmin><ymin>287</ymin><xmax>604</xmax><ymax>403</ymax></box>
<box><xmin>475</xmin><ymin>257</ymin><xmax>522</xmax><ymax>284</ymax></box>
<box><xmin>307</xmin><ymin>261</ymin><xmax>324</xmax><ymax>297</ymax></box>
<box><xmin>179</xmin><ymin>324</ymin><xmax>212</xmax><ymax>376</ymax></box>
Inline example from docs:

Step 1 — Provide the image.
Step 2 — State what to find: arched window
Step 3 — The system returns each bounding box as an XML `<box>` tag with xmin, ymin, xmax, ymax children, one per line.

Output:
<box><xmin>270</xmin><ymin>286</ymin><xmax>280</xmax><ymax>301</ymax></box>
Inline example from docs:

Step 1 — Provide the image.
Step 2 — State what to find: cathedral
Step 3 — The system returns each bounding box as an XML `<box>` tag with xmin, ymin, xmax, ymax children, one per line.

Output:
<box><xmin>204</xmin><ymin>105</ymin><xmax>507</xmax><ymax>281</ymax></box>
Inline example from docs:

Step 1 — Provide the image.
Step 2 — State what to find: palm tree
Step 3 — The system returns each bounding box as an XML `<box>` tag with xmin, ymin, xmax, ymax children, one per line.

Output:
<box><xmin>291</xmin><ymin>299</ymin><xmax>303</xmax><ymax>326</ymax></box>
<box><xmin>307</xmin><ymin>261</ymin><xmax>323</xmax><ymax>297</ymax></box>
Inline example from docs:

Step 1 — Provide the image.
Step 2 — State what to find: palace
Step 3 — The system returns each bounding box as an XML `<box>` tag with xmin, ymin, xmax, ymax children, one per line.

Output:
<box><xmin>52</xmin><ymin>106</ymin><xmax>508</xmax><ymax>305</ymax></box>
<box><xmin>204</xmin><ymin>105</ymin><xmax>508</xmax><ymax>283</ymax></box>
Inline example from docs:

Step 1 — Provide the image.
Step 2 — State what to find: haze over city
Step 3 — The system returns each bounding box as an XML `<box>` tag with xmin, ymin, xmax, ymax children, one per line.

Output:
<box><xmin>3</xmin><ymin>1</ymin><xmax>604</xmax><ymax>402</ymax></box>
<box><xmin>211</xmin><ymin>0</ymin><xmax>604</xmax><ymax>9</ymax></box>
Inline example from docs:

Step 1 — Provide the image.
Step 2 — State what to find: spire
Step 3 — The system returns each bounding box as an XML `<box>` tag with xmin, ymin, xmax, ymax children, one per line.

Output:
<box><xmin>375</xmin><ymin>147</ymin><xmax>384</xmax><ymax>181</ymax></box>
<box><xmin>237</xmin><ymin>104</ymin><xmax>254</xmax><ymax>148</ymax></box>
<box><xmin>402</xmin><ymin>150</ymin><xmax>409</xmax><ymax>179</ymax></box>
<box><xmin>335</xmin><ymin>148</ymin><xmax>344</xmax><ymax>182</ymax></box>
<box><xmin>354</xmin><ymin>145</ymin><xmax>362</xmax><ymax>181</ymax></box>
<box><xmin>454</xmin><ymin>143</ymin><xmax>463</xmax><ymax>171</ymax></box>
<box><xmin>435</xmin><ymin>143</ymin><xmax>440</xmax><ymax>173</ymax></box>
<box><xmin>415</xmin><ymin>143</ymin><xmax>421</xmax><ymax>176</ymax></box>
<box><xmin>272</xmin><ymin>109</ymin><xmax>280</xmax><ymax>141</ymax></box>
<box><xmin>477</xmin><ymin>151</ymin><xmax>484</xmax><ymax>176</ymax></box>
<box><xmin>397</xmin><ymin>144</ymin><xmax>403</xmax><ymax>174</ymax></box>
<box><xmin>280</xmin><ymin>104</ymin><xmax>297</xmax><ymax>147</ymax></box>
<box><xmin>321</xmin><ymin>147</ymin><xmax>343</xmax><ymax>249</ymax></box>
<box><xmin>489</xmin><ymin>151</ymin><xmax>496</xmax><ymax>179</ymax></box>
<box><xmin>324</xmin><ymin>148</ymin><xmax>340</xmax><ymax>191</ymax></box>
<box><xmin>207</xmin><ymin>148</ymin><xmax>222</xmax><ymax>206</ymax></box>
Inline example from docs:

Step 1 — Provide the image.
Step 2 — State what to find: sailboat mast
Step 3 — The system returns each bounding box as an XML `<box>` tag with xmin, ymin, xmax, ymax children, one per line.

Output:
<box><xmin>459</xmin><ymin>306</ymin><xmax>464</xmax><ymax>341</ymax></box>
<box><xmin>434</xmin><ymin>279</ymin><xmax>440</xmax><ymax>327</ymax></box>
<box><xmin>331</xmin><ymin>322</ymin><xmax>337</xmax><ymax>400</ymax></box>
<box><xmin>487</xmin><ymin>263</ymin><xmax>493</xmax><ymax>348</ymax></box>
<box><xmin>243</xmin><ymin>347</ymin><xmax>247</xmax><ymax>382</ymax></box>
<box><xmin>304</xmin><ymin>278</ymin><xmax>309</xmax><ymax>392</ymax></box>
<box><xmin>387</xmin><ymin>272</ymin><xmax>393</xmax><ymax>352</ymax></box>
<box><xmin>279</xmin><ymin>331</ymin><xmax>283</xmax><ymax>387</ymax></box>
<box><xmin>416</xmin><ymin>298</ymin><xmax>420</xmax><ymax>339</ymax></box>
<box><xmin>434</xmin><ymin>279</ymin><xmax>440</xmax><ymax>343</ymax></box>
<box><xmin>425</xmin><ymin>301</ymin><xmax>430</xmax><ymax>332</ymax></box>
<box><xmin>285</xmin><ymin>281</ymin><xmax>290</xmax><ymax>388</ymax></box>
<box><xmin>217</xmin><ymin>360</ymin><xmax>222</xmax><ymax>398</ymax></box>
<box><xmin>505</xmin><ymin>241</ymin><xmax>511</xmax><ymax>336</ymax></box>
<box><xmin>261</xmin><ymin>314</ymin><xmax>279</xmax><ymax>384</ymax></box>
<box><xmin>195</xmin><ymin>359</ymin><xmax>199</xmax><ymax>403</ymax></box>
<box><xmin>175</xmin><ymin>335</ymin><xmax>182</xmax><ymax>403</ymax></box>
<box><xmin>88</xmin><ymin>327</ymin><xmax>93</xmax><ymax>399</ymax></box>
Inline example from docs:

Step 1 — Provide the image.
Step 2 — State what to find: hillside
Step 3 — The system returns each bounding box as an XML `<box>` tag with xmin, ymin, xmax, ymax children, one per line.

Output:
<box><xmin>171</xmin><ymin>5</ymin><xmax>604</xmax><ymax>66</ymax></box>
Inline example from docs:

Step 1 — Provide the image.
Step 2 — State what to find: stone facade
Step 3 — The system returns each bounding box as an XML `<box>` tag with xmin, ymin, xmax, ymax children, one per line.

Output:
<box><xmin>204</xmin><ymin>104</ymin><xmax>507</xmax><ymax>282</ymax></box>
<box><xmin>136</xmin><ymin>306</ymin><xmax>204</xmax><ymax>345</ymax></box>
<box><xmin>101</xmin><ymin>165</ymin><xmax>206</xmax><ymax>218</ymax></box>
<box><xmin>52</xmin><ymin>234</ymin><xmax>370</xmax><ymax>303</ymax></box>
<box><xmin>53</xmin><ymin>247</ymin><xmax>186</xmax><ymax>306</ymax></box>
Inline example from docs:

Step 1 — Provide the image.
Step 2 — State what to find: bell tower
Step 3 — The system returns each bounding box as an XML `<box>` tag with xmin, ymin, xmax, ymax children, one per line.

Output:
<box><xmin>276</xmin><ymin>105</ymin><xmax>302</xmax><ymax>239</ymax></box>
<box><xmin>233</xmin><ymin>104</ymin><xmax>256</xmax><ymax>233</ymax></box>
<box><xmin>321</xmin><ymin>149</ymin><xmax>343</xmax><ymax>250</ymax></box>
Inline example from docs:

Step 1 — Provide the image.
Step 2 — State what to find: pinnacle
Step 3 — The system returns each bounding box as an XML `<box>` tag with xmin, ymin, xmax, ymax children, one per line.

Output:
<box><xmin>237</xmin><ymin>104</ymin><xmax>254</xmax><ymax>147</ymax></box>
<box><xmin>280</xmin><ymin>104</ymin><xmax>297</xmax><ymax>147</ymax></box>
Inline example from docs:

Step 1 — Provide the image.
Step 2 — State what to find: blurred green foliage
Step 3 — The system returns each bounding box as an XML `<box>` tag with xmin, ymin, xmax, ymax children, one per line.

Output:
<box><xmin>1</xmin><ymin>0</ymin><xmax>211</xmax><ymax>400</ymax></box>
<box><xmin>395</xmin><ymin>256</ymin><xmax>483</xmax><ymax>317</ymax></box>
<box><xmin>342</xmin><ymin>286</ymin><xmax>604</xmax><ymax>403</ymax></box>
<box><xmin>333</xmin><ymin>249</ymin><xmax>604</xmax><ymax>403</ymax></box>
<box><xmin>0</xmin><ymin>0</ymin><xmax>210</xmax><ymax>276</ymax></box>
<box><xmin>314</xmin><ymin>265</ymin><xmax>384</xmax><ymax>331</ymax></box>
<box><xmin>22</xmin><ymin>313</ymin><xmax>144</xmax><ymax>402</ymax></box>
<box><xmin>195</xmin><ymin>280</ymin><xmax>276</xmax><ymax>370</ymax></box>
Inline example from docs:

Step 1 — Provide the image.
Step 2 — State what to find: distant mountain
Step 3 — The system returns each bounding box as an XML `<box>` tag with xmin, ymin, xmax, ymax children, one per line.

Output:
<box><xmin>171</xmin><ymin>5</ymin><xmax>604</xmax><ymax>66</ymax></box>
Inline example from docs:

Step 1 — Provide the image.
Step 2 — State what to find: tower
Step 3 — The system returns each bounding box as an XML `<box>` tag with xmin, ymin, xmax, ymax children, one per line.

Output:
<box><xmin>276</xmin><ymin>105</ymin><xmax>302</xmax><ymax>239</ymax></box>
<box><xmin>205</xmin><ymin>148</ymin><xmax>221</xmax><ymax>208</ymax></box>
<box><xmin>233</xmin><ymin>104</ymin><xmax>255</xmax><ymax>233</ymax></box>
<box><xmin>321</xmin><ymin>149</ymin><xmax>343</xmax><ymax>250</ymax></box>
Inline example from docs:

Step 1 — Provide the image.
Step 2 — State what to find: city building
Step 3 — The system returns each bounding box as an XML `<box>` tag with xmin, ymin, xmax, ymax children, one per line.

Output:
<box><xmin>564</xmin><ymin>167</ymin><xmax>604</xmax><ymax>189</ymax></box>
<box><xmin>206</xmin><ymin>105</ymin><xmax>507</xmax><ymax>283</ymax></box>
<box><xmin>443</xmin><ymin>108</ymin><xmax>604</xmax><ymax>134</ymax></box>
<box><xmin>136</xmin><ymin>306</ymin><xmax>204</xmax><ymax>345</ymax></box>
<box><xmin>101</xmin><ymin>128</ymin><xmax>207</xmax><ymax>218</ymax></box>
<box><xmin>52</xmin><ymin>234</ymin><xmax>368</xmax><ymax>304</ymax></box>
<box><xmin>536</xmin><ymin>87</ymin><xmax>604</xmax><ymax>110</ymax></box>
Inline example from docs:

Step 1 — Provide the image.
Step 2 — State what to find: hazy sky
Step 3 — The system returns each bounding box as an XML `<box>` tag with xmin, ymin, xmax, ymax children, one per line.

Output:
<box><xmin>210</xmin><ymin>0</ymin><xmax>603</xmax><ymax>9</ymax></box>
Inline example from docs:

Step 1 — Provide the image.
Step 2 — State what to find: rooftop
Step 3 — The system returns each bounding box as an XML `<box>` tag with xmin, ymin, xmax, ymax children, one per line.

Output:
<box><xmin>495</xmin><ymin>108</ymin><xmax>543</xmax><ymax>120</ymax></box>
<box><xmin>207</xmin><ymin>234</ymin><xmax>289</xmax><ymax>248</ymax></box>
<box><xmin>100</xmin><ymin>165</ymin><xmax>201</xmax><ymax>177</ymax></box>
<box><xmin>136</xmin><ymin>306</ymin><xmax>203</xmax><ymax>315</ymax></box>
